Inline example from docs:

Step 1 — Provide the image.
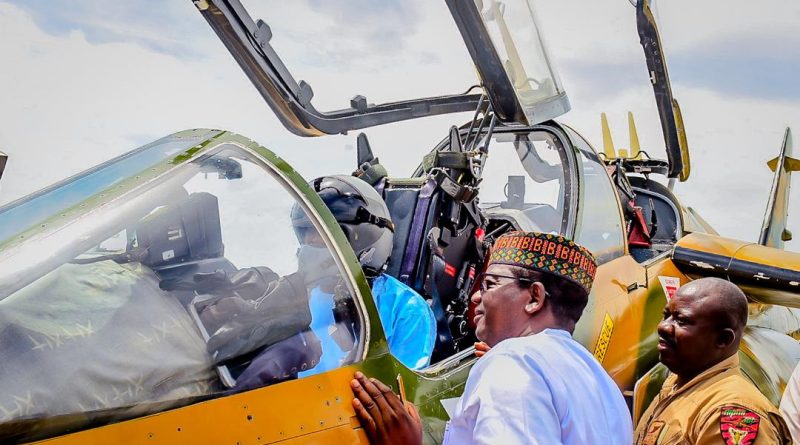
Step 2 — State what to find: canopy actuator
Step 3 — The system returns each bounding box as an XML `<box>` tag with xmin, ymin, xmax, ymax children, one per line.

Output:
<box><xmin>0</xmin><ymin>151</ymin><xmax>7</xmax><ymax>182</ymax></box>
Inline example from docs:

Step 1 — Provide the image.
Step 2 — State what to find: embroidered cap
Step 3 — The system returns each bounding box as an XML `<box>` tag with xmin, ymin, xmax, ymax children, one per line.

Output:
<box><xmin>488</xmin><ymin>231</ymin><xmax>597</xmax><ymax>296</ymax></box>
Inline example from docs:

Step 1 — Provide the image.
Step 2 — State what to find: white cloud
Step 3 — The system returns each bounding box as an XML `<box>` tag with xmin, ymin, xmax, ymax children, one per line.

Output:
<box><xmin>0</xmin><ymin>2</ymin><xmax>354</xmax><ymax>202</ymax></box>
<box><xmin>12</xmin><ymin>1</ymin><xmax>212</xmax><ymax>57</ymax></box>
<box><xmin>654</xmin><ymin>0</ymin><xmax>800</xmax><ymax>53</ymax></box>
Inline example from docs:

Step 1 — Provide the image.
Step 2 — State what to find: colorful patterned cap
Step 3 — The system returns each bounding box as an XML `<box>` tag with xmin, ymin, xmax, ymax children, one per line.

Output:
<box><xmin>488</xmin><ymin>231</ymin><xmax>598</xmax><ymax>295</ymax></box>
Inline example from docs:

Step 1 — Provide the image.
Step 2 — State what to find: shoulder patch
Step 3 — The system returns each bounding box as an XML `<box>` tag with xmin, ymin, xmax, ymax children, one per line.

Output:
<box><xmin>720</xmin><ymin>405</ymin><xmax>761</xmax><ymax>445</ymax></box>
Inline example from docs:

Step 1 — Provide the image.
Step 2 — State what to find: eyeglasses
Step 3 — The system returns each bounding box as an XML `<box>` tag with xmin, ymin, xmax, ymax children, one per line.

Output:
<box><xmin>479</xmin><ymin>273</ymin><xmax>550</xmax><ymax>297</ymax></box>
<box><xmin>479</xmin><ymin>273</ymin><xmax>534</xmax><ymax>292</ymax></box>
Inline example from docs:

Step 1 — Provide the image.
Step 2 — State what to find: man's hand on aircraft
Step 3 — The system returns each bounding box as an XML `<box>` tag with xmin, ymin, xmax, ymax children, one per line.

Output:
<box><xmin>351</xmin><ymin>372</ymin><xmax>422</xmax><ymax>445</ymax></box>
<box><xmin>474</xmin><ymin>341</ymin><xmax>491</xmax><ymax>358</ymax></box>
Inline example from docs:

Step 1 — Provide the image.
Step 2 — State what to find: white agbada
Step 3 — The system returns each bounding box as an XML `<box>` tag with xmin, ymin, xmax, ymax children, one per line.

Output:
<box><xmin>779</xmin><ymin>362</ymin><xmax>800</xmax><ymax>444</ymax></box>
<box><xmin>443</xmin><ymin>329</ymin><xmax>632</xmax><ymax>445</ymax></box>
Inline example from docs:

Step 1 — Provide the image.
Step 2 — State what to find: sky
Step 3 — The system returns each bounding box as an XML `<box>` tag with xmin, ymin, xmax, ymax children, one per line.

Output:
<box><xmin>0</xmin><ymin>0</ymin><xmax>798</xmax><ymax>251</ymax></box>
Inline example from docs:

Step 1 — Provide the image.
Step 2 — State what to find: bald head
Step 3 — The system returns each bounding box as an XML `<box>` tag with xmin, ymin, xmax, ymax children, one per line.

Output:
<box><xmin>657</xmin><ymin>278</ymin><xmax>749</xmax><ymax>384</ymax></box>
<box><xmin>677</xmin><ymin>277</ymin><xmax>748</xmax><ymax>336</ymax></box>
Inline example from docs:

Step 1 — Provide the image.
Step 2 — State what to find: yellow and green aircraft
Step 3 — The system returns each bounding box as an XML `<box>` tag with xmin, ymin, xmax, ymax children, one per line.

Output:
<box><xmin>0</xmin><ymin>0</ymin><xmax>798</xmax><ymax>444</ymax></box>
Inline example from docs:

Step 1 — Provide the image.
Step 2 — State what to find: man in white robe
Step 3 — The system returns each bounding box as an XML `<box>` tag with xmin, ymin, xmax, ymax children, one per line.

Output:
<box><xmin>350</xmin><ymin>231</ymin><xmax>633</xmax><ymax>445</ymax></box>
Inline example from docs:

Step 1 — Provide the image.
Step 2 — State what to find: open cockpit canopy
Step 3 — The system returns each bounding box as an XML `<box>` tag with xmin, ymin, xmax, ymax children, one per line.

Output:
<box><xmin>194</xmin><ymin>0</ymin><xmax>569</xmax><ymax>136</ymax></box>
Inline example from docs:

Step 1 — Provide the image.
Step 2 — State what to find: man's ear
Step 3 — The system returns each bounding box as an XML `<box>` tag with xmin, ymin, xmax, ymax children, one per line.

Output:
<box><xmin>524</xmin><ymin>282</ymin><xmax>547</xmax><ymax>316</ymax></box>
<box><xmin>716</xmin><ymin>328</ymin><xmax>736</xmax><ymax>349</ymax></box>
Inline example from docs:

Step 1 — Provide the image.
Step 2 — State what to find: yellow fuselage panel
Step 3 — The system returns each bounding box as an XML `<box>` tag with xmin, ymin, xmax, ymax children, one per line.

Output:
<box><xmin>31</xmin><ymin>367</ymin><xmax>367</xmax><ymax>445</ymax></box>
<box><xmin>676</xmin><ymin>232</ymin><xmax>800</xmax><ymax>272</ymax></box>
<box><xmin>575</xmin><ymin>254</ymin><xmax>690</xmax><ymax>392</ymax></box>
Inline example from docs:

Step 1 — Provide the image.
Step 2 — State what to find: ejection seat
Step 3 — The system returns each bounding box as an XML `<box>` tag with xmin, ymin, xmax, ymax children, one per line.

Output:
<box><xmin>628</xmin><ymin>176</ymin><xmax>682</xmax><ymax>263</ymax></box>
<box><xmin>353</xmin><ymin>132</ymin><xmax>487</xmax><ymax>363</ymax></box>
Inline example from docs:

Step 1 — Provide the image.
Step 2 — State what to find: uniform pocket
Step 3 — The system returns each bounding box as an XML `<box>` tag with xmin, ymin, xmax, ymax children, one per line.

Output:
<box><xmin>660</xmin><ymin>431</ymin><xmax>689</xmax><ymax>445</ymax></box>
<box><xmin>640</xmin><ymin>421</ymin><xmax>686</xmax><ymax>445</ymax></box>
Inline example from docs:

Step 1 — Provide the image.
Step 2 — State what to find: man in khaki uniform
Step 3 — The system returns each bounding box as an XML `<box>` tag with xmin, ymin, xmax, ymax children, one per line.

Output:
<box><xmin>634</xmin><ymin>277</ymin><xmax>790</xmax><ymax>445</ymax></box>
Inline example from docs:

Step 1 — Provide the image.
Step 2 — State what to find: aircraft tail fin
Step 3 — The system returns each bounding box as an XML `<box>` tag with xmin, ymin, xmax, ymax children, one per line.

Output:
<box><xmin>628</xmin><ymin>112</ymin><xmax>641</xmax><ymax>159</ymax></box>
<box><xmin>601</xmin><ymin>113</ymin><xmax>616</xmax><ymax>159</ymax></box>
<box><xmin>601</xmin><ymin>112</ymin><xmax>644</xmax><ymax>160</ymax></box>
<box><xmin>759</xmin><ymin>127</ymin><xmax>797</xmax><ymax>248</ymax></box>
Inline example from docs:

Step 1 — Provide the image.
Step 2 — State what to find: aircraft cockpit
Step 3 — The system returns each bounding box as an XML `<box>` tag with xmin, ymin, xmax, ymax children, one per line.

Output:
<box><xmin>409</xmin><ymin>122</ymin><xmax>626</xmax><ymax>265</ymax></box>
<box><xmin>477</xmin><ymin>130</ymin><xmax>571</xmax><ymax>235</ymax></box>
<box><xmin>0</xmin><ymin>131</ymin><xmax>368</xmax><ymax>443</ymax></box>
